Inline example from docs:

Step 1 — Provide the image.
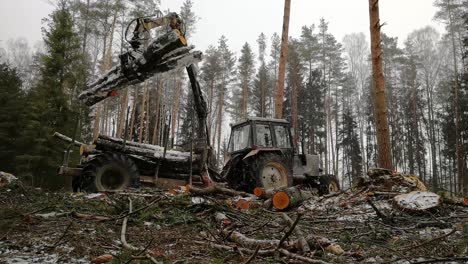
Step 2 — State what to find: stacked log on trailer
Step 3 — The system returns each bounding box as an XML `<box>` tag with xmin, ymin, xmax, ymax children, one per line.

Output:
<box><xmin>54</xmin><ymin>132</ymin><xmax>202</xmax><ymax>178</ymax></box>
<box><xmin>93</xmin><ymin>134</ymin><xmax>202</xmax><ymax>176</ymax></box>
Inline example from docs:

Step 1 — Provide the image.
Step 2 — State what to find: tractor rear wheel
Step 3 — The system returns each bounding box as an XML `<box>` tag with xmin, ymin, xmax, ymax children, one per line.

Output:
<box><xmin>318</xmin><ymin>175</ymin><xmax>340</xmax><ymax>195</ymax></box>
<box><xmin>253</xmin><ymin>154</ymin><xmax>292</xmax><ymax>192</ymax></box>
<box><xmin>78</xmin><ymin>153</ymin><xmax>139</xmax><ymax>192</ymax></box>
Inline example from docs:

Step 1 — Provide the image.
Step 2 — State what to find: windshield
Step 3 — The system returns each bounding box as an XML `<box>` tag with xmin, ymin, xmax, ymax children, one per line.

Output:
<box><xmin>229</xmin><ymin>124</ymin><xmax>251</xmax><ymax>151</ymax></box>
<box><xmin>274</xmin><ymin>125</ymin><xmax>290</xmax><ymax>148</ymax></box>
<box><xmin>256</xmin><ymin>124</ymin><xmax>273</xmax><ymax>147</ymax></box>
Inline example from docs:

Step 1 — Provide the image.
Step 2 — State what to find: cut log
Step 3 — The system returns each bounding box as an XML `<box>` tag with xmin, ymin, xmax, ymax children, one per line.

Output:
<box><xmin>53</xmin><ymin>132</ymin><xmax>84</xmax><ymax>147</ymax></box>
<box><xmin>272</xmin><ymin>186</ymin><xmax>313</xmax><ymax>210</ymax></box>
<box><xmin>234</xmin><ymin>197</ymin><xmax>263</xmax><ymax>210</ymax></box>
<box><xmin>253</xmin><ymin>187</ymin><xmax>277</xmax><ymax>199</ymax></box>
<box><xmin>79</xmin><ymin>29</ymin><xmax>202</xmax><ymax>106</ymax></box>
<box><xmin>393</xmin><ymin>191</ymin><xmax>441</xmax><ymax>212</ymax></box>
<box><xmin>187</xmin><ymin>184</ymin><xmax>254</xmax><ymax>198</ymax></box>
<box><xmin>95</xmin><ymin>134</ymin><xmax>197</xmax><ymax>162</ymax></box>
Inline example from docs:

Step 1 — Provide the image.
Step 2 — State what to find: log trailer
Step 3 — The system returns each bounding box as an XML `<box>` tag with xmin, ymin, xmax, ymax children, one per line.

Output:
<box><xmin>57</xmin><ymin>12</ymin><xmax>339</xmax><ymax>195</ymax></box>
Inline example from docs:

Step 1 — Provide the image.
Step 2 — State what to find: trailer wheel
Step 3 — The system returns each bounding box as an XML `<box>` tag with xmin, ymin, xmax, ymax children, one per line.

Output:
<box><xmin>80</xmin><ymin>153</ymin><xmax>139</xmax><ymax>192</ymax></box>
<box><xmin>318</xmin><ymin>175</ymin><xmax>340</xmax><ymax>195</ymax></box>
<box><xmin>253</xmin><ymin>153</ymin><xmax>292</xmax><ymax>192</ymax></box>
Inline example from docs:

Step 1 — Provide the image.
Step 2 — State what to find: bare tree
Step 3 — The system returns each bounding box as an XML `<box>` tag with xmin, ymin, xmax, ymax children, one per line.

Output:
<box><xmin>368</xmin><ymin>0</ymin><xmax>393</xmax><ymax>170</ymax></box>
<box><xmin>274</xmin><ymin>0</ymin><xmax>291</xmax><ymax>119</ymax></box>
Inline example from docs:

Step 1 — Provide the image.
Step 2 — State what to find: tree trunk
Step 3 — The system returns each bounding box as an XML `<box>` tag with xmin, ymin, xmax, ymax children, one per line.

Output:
<box><xmin>368</xmin><ymin>0</ymin><xmax>393</xmax><ymax>170</ymax></box>
<box><xmin>446</xmin><ymin>0</ymin><xmax>464</xmax><ymax>195</ymax></box>
<box><xmin>139</xmin><ymin>81</ymin><xmax>148</xmax><ymax>143</ymax></box>
<box><xmin>129</xmin><ymin>88</ymin><xmax>139</xmax><ymax>140</ymax></box>
<box><xmin>152</xmin><ymin>78</ymin><xmax>162</xmax><ymax>145</ymax></box>
<box><xmin>274</xmin><ymin>0</ymin><xmax>291</xmax><ymax>119</ymax></box>
<box><xmin>81</xmin><ymin>0</ymin><xmax>90</xmax><ymax>55</ymax></box>
<box><xmin>144</xmin><ymin>86</ymin><xmax>151</xmax><ymax>143</ymax></box>
<box><xmin>171</xmin><ymin>77</ymin><xmax>182</xmax><ymax>146</ymax></box>
<box><xmin>116</xmin><ymin>90</ymin><xmax>129</xmax><ymax>138</ymax></box>
<box><xmin>292</xmin><ymin>73</ymin><xmax>299</xmax><ymax>149</ymax></box>
<box><xmin>217</xmin><ymin>77</ymin><xmax>226</xmax><ymax>163</ymax></box>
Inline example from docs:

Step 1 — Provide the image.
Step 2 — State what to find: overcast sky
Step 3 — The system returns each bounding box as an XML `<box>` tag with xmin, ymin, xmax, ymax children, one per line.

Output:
<box><xmin>0</xmin><ymin>0</ymin><xmax>445</xmax><ymax>56</ymax></box>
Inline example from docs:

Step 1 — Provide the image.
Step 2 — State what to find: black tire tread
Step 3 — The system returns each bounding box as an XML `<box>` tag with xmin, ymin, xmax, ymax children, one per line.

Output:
<box><xmin>78</xmin><ymin>152</ymin><xmax>139</xmax><ymax>192</ymax></box>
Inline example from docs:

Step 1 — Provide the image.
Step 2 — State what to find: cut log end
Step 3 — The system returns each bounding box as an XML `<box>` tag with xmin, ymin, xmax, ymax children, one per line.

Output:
<box><xmin>273</xmin><ymin>191</ymin><xmax>290</xmax><ymax>210</ymax></box>
<box><xmin>393</xmin><ymin>191</ymin><xmax>441</xmax><ymax>212</ymax></box>
<box><xmin>236</xmin><ymin>198</ymin><xmax>251</xmax><ymax>210</ymax></box>
<box><xmin>254</xmin><ymin>187</ymin><xmax>264</xmax><ymax>198</ymax></box>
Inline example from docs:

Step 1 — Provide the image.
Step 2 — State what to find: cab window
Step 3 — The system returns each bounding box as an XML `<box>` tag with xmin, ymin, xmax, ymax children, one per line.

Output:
<box><xmin>229</xmin><ymin>124</ymin><xmax>251</xmax><ymax>151</ymax></box>
<box><xmin>274</xmin><ymin>125</ymin><xmax>290</xmax><ymax>148</ymax></box>
<box><xmin>256</xmin><ymin>124</ymin><xmax>273</xmax><ymax>147</ymax></box>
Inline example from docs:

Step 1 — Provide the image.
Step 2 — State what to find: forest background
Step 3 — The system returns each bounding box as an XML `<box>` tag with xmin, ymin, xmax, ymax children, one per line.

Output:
<box><xmin>0</xmin><ymin>0</ymin><xmax>467</xmax><ymax>196</ymax></box>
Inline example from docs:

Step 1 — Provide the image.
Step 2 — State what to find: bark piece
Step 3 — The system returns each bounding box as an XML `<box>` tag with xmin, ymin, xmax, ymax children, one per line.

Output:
<box><xmin>91</xmin><ymin>254</ymin><xmax>113</xmax><ymax>264</ymax></box>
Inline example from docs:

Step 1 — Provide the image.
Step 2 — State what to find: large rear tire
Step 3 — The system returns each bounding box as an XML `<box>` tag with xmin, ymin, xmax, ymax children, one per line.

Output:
<box><xmin>78</xmin><ymin>153</ymin><xmax>139</xmax><ymax>192</ymax></box>
<box><xmin>318</xmin><ymin>175</ymin><xmax>340</xmax><ymax>195</ymax></box>
<box><xmin>253</xmin><ymin>153</ymin><xmax>292</xmax><ymax>192</ymax></box>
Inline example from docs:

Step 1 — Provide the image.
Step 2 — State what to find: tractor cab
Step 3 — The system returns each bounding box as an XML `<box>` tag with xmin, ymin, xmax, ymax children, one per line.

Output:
<box><xmin>223</xmin><ymin>117</ymin><xmax>294</xmax><ymax>192</ymax></box>
<box><xmin>228</xmin><ymin>117</ymin><xmax>293</xmax><ymax>154</ymax></box>
<box><xmin>223</xmin><ymin>117</ymin><xmax>340</xmax><ymax>194</ymax></box>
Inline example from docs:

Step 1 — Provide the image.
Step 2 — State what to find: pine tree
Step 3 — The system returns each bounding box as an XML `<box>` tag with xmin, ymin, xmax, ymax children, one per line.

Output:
<box><xmin>0</xmin><ymin>64</ymin><xmax>24</xmax><ymax>174</ymax></box>
<box><xmin>253</xmin><ymin>33</ymin><xmax>270</xmax><ymax>117</ymax></box>
<box><xmin>284</xmin><ymin>39</ymin><xmax>303</xmax><ymax>149</ymax></box>
<box><xmin>180</xmin><ymin>0</ymin><xmax>198</xmax><ymax>40</ymax></box>
<box><xmin>16</xmin><ymin>1</ymin><xmax>86</xmax><ymax>189</ymax></box>
<box><xmin>215</xmin><ymin>36</ymin><xmax>236</xmax><ymax>164</ymax></box>
<box><xmin>236</xmin><ymin>42</ymin><xmax>255</xmax><ymax>120</ymax></box>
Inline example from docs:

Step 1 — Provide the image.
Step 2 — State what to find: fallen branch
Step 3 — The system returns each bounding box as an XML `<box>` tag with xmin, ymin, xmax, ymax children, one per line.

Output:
<box><xmin>398</xmin><ymin>226</ymin><xmax>459</xmax><ymax>251</ymax></box>
<box><xmin>277</xmin><ymin>213</ymin><xmax>302</xmax><ymax>249</ymax></box>
<box><xmin>410</xmin><ymin>257</ymin><xmax>468</xmax><ymax>264</ymax></box>
<box><xmin>188</xmin><ymin>184</ymin><xmax>254</xmax><ymax>198</ymax></box>
<box><xmin>226</xmin><ymin>230</ymin><xmax>284</xmax><ymax>248</ymax></box>
<box><xmin>113</xmin><ymin>196</ymin><xmax>163</xmax><ymax>220</ymax></box>
<box><xmin>281</xmin><ymin>213</ymin><xmax>310</xmax><ymax>252</ymax></box>
<box><xmin>277</xmin><ymin>248</ymin><xmax>330</xmax><ymax>264</ymax></box>
<box><xmin>202</xmin><ymin>241</ymin><xmax>329</xmax><ymax>263</ymax></box>
<box><xmin>121</xmin><ymin>198</ymin><xmax>141</xmax><ymax>251</ymax></box>
<box><xmin>48</xmin><ymin>221</ymin><xmax>73</xmax><ymax>248</ymax></box>
<box><xmin>367</xmin><ymin>199</ymin><xmax>393</xmax><ymax>224</ymax></box>
<box><xmin>72</xmin><ymin>212</ymin><xmax>111</xmax><ymax>221</ymax></box>
<box><xmin>242</xmin><ymin>245</ymin><xmax>261</xmax><ymax>264</ymax></box>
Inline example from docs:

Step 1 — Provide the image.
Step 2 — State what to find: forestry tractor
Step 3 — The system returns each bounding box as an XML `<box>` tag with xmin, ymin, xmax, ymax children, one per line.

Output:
<box><xmin>56</xmin><ymin>11</ymin><xmax>339</xmax><ymax>195</ymax></box>
<box><xmin>222</xmin><ymin>117</ymin><xmax>339</xmax><ymax>194</ymax></box>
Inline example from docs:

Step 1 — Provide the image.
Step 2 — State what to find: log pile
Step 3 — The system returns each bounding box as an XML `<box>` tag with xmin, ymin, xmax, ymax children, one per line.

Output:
<box><xmin>92</xmin><ymin>134</ymin><xmax>201</xmax><ymax>175</ymax></box>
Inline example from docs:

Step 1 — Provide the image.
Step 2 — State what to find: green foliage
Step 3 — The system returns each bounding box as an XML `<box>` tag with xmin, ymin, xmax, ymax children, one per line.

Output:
<box><xmin>0</xmin><ymin>64</ymin><xmax>24</xmax><ymax>174</ymax></box>
<box><xmin>15</xmin><ymin>2</ymin><xmax>87</xmax><ymax>189</ymax></box>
